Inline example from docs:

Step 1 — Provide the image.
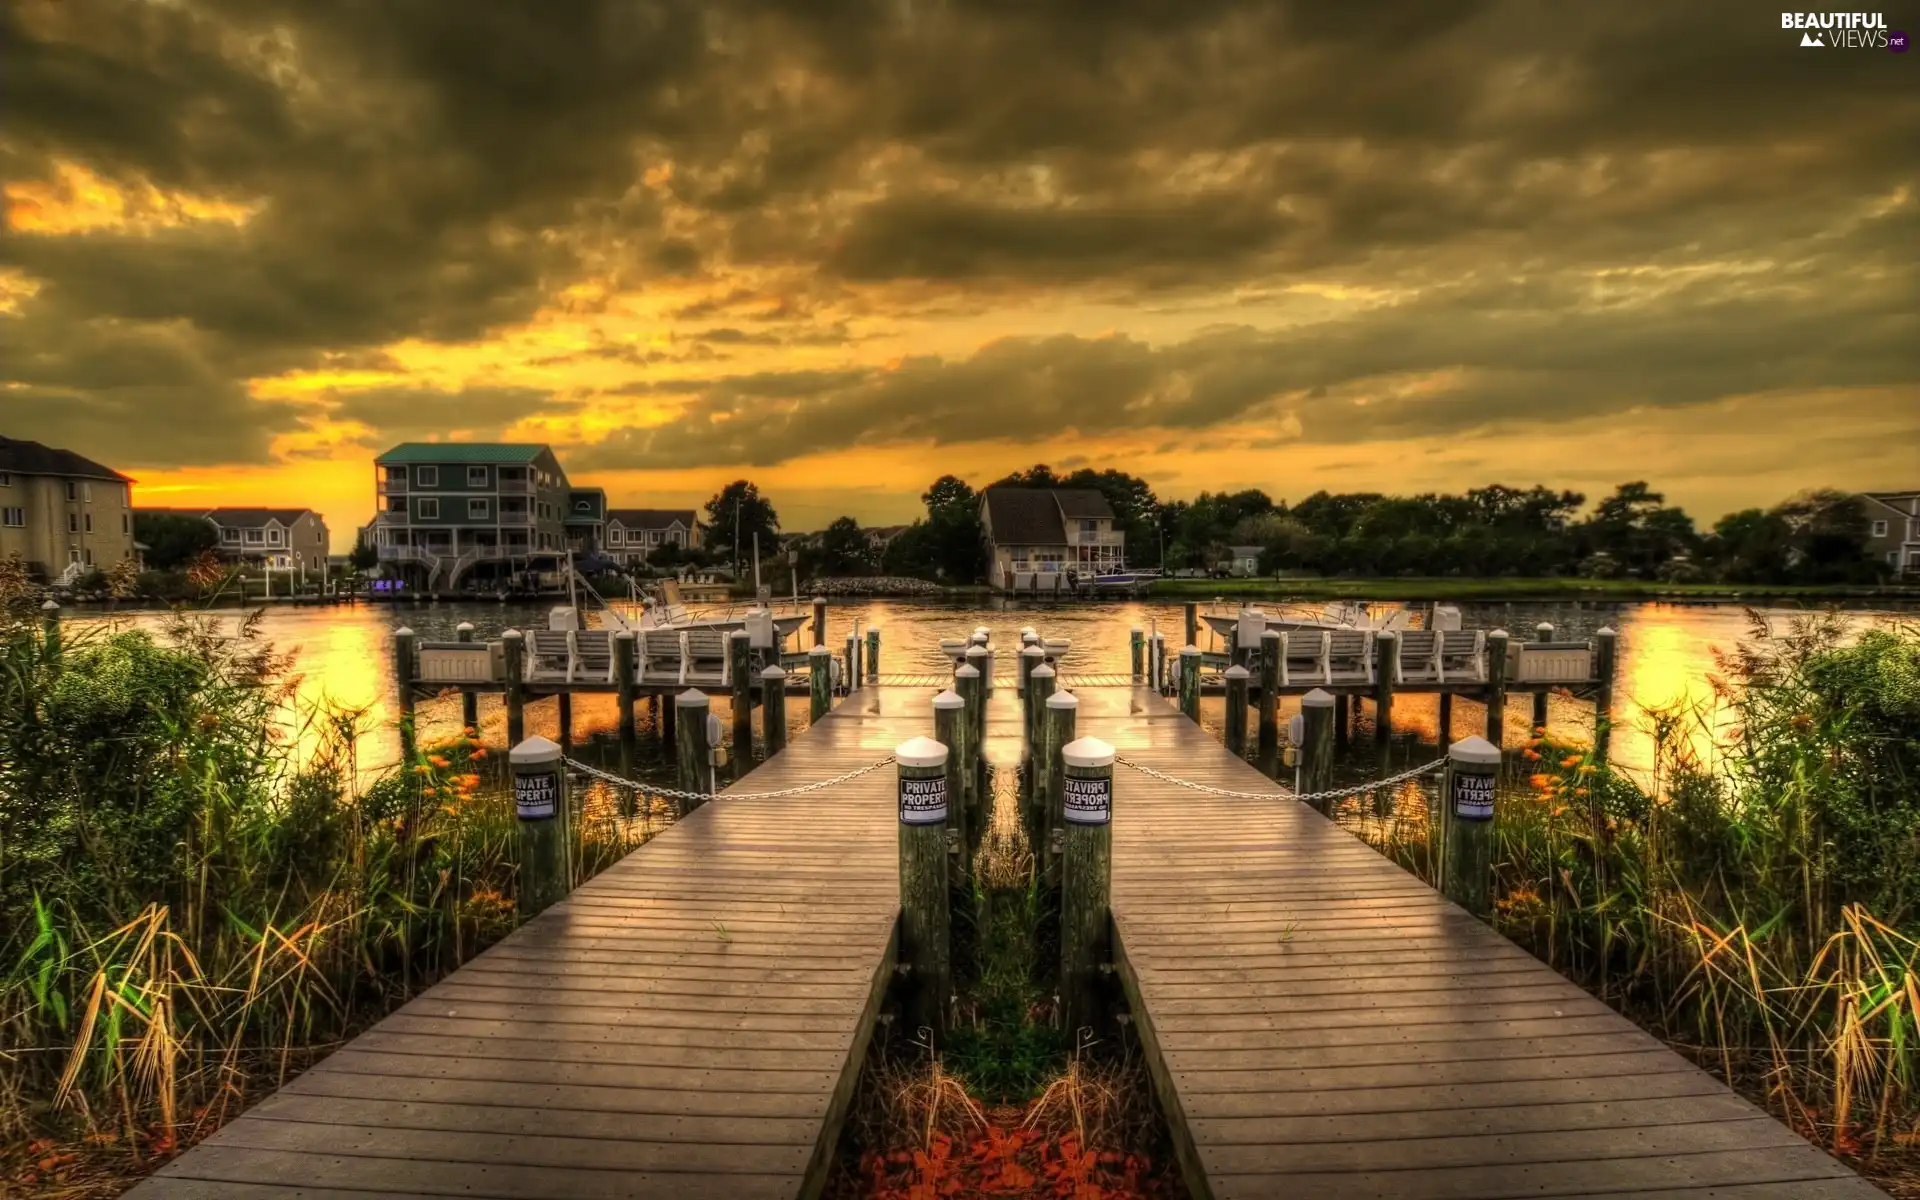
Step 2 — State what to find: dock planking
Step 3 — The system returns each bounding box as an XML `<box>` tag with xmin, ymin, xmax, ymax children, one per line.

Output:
<box><xmin>1092</xmin><ymin>685</ymin><xmax>1884</xmax><ymax>1200</ymax></box>
<box><xmin>127</xmin><ymin>686</ymin><xmax>916</xmax><ymax>1200</ymax></box>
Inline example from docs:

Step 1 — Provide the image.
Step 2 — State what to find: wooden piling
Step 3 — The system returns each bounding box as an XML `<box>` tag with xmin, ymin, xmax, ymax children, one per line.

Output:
<box><xmin>812</xmin><ymin>597</ymin><xmax>828</xmax><ymax>647</ymax></box>
<box><xmin>393</xmin><ymin>626</ymin><xmax>418</xmax><ymax>758</ymax></box>
<box><xmin>40</xmin><ymin>599</ymin><xmax>60</xmax><ymax>657</ymax></box>
<box><xmin>557</xmin><ymin>693</ymin><xmax>574</xmax><ymax>755</ymax></box>
<box><xmin>1441</xmin><ymin>735</ymin><xmax>1501</xmax><ymax>920</ymax></box>
<box><xmin>866</xmin><ymin>625</ymin><xmax>881</xmax><ymax>682</ymax></box>
<box><xmin>1334</xmin><ymin>692</ymin><xmax>1350</xmax><ymax>752</ymax></box>
<box><xmin>955</xmin><ymin>661</ymin><xmax>983</xmax><ymax>815</ymax></box>
<box><xmin>1532</xmin><ymin>622</ymin><xmax>1555</xmax><ymax>732</ymax></box>
<box><xmin>1438</xmin><ymin>691</ymin><xmax>1453</xmax><ymax>743</ymax></box>
<box><xmin>934</xmin><ymin>691</ymin><xmax>969</xmax><ymax>873</ymax></box>
<box><xmin>809</xmin><ymin>644</ymin><xmax>833</xmax><ymax>721</ymax></box>
<box><xmin>502</xmin><ymin>630</ymin><xmax>526</xmax><ymax>748</ymax></box>
<box><xmin>762</xmin><ymin>666</ymin><xmax>788</xmax><ymax>756</ymax></box>
<box><xmin>1257</xmin><ymin>629</ymin><xmax>1281</xmax><ymax>759</ymax></box>
<box><xmin>1060</xmin><ymin>736</ymin><xmax>1115</xmax><ymax>1035</ymax></box>
<box><xmin>896</xmin><ymin>737</ymin><xmax>953</xmax><ymax>1034</ymax></box>
<box><xmin>675</xmin><ymin>689</ymin><xmax>712</xmax><ymax>806</ymax></box>
<box><xmin>1130</xmin><ymin>627</ymin><xmax>1144</xmax><ymax>680</ymax></box>
<box><xmin>1019</xmin><ymin>642</ymin><xmax>1044</xmax><ymax>699</ymax></box>
<box><xmin>1224</xmin><ymin>664</ymin><xmax>1250</xmax><ymax>755</ymax></box>
<box><xmin>729</xmin><ymin>630</ymin><xmax>754</xmax><ymax>776</ymax></box>
<box><xmin>1178</xmin><ymin>646</ymin><xmax>1201</xmax><ymax>721</ymax></box>
<box><xmin>1485</xmin><ymin>629</ymin><xmax>1510</xmax><ymax>748</ymax></box>
<box><xmin>964</xmin><ymin>644</ymin><xmax>990</xmax><ymax>744</ymax></box>
<box><xmin>844</xmin><ymin>633</ymin><xmax>858</xmax><ymax>697</ymax></box>
<box><xmin>1300</xmin><ymin>688</ymin><xmax>1335</xmax><ymax>813</ymax></box>
<box><xmin>511</xmin><ymin>735</ymin><xmax>571</xmax><ymax>918</ymax></box>
<box><xmin>1044</xmin><ymin>690</ymin><xmax>1079</xmax><ymax>861</ymax></box>
<box><xmin>1373</xmin><ymin>629</ymin><xmax>1397</xmax><ymax>752</ymax></box>
<box><xmin>1028</xmin><ymin>663</ymin><xmax>1057</xmax><ymax>837</ymax></box>
<box><xmin>1184</xmin><ymin>601</ymin><xmax>1198</xmax><ymax>649</ymax></box>
<box><xmin>1594</xmin><ymin>626</ymin><xmax>1618</xmax><ymax>765</ymax></box>
<box><xmin>456</xmin><ymin>622</ymin><xmax>479</xmax><ymax>731</ymax></box>
<box><xmin>614</xmin><ymin>632</ymin><xmax>638</xmax><ymax>809</ymax></box>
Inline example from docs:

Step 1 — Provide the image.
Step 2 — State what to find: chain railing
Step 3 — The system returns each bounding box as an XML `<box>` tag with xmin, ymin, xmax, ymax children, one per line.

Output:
<box><xmin>563</xmin><ymin>754</ymin><xmax>896</xmax><ymax>806</ymax></box>
<box><xmin>1115</xmin><ymin>754</ymin><xmax>1446</xmax><ymax>808</ymax></box>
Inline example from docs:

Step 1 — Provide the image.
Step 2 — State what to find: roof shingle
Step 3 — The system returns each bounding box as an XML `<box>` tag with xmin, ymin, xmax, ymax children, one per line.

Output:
<box><xmin>0</xmin><ymin>436</ymin><xmax>131</xmax><ymax>482</ymax></box>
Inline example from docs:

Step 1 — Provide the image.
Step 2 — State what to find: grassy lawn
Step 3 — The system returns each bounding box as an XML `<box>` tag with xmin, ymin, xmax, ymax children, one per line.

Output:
<box><xmin>1147</xmin><ymin>576</ymin><xmax>1920</xmax><ymax>602</ymax></box>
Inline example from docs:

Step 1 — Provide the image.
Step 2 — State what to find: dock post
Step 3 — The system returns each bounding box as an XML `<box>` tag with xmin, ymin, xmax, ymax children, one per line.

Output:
<box><xmin>1300</xmin><ymin>688</ymin><xmax>1335</xmax><ymax>813</ymax></box>
<box><xmin>1019</xmin><ymin>642</ymin><xmax>1043</xmax><ymax>698</ymax></box>
<box><xmin>557</xmin><ymin>693</ymin><xmax>574</xmax><ymax>756</ymax></box>
<box><xmin>502</xmin><ymin>630</ymin><xmax>526</xmax><ymax>748</ymax></box>
<box><xmin>964</xmin><ymin>644</ymin><xmax>990</xmax><ymax>743</ymax></box>
<box><xmin>1593</xmin><ymin>627</ymin><xmax>1618</xmax><ymax>765</ymax></box>
<box><xmin>675</xmin><ymin>689</ymin><xmax>713</xmax><ymax>807</ymax></box>
<box><xmin>40</xmin><ymin>599</ymin><xmax>60</xmax><ymax>657</ymax></box>
<box><xmin>1178</xmin><ymin>646</ymin><xmax>1201</xmax><ymax>721</ymax></box>
<box><xmin>1028</xmin><ymin>662</ymin><xmax>1057</xmax><ymax>839</ymax></box>
<box><xmin>1532</xmin><ymin>622</ymin><xmax>1555</xmax><ymax>732</ymax></box>
<box><xmin>955</xmin><ymin>662</ymin><xmax>983</xmax><ymax>815</ymax></box>
<box><xmin>934</xmin><ymin>690</ymin><xmax>969</xmax><ymax>874</ymax></box>
<box><xmin>762</xmin><ymin>666</ymin><xmax>788</xmax><ymax>757</ymax></box>
<box><xmin>729</xmin><ymin>630</ymin><xmax>754</xmax><ymax>776</ymax></box>
<box><xmin>984</xmin><ymin>642</ymin><xmax>997</xmax><ymax>698</ymax></box>
<box><xmin>1441</xmin><ymin>736</ymin><xmax>1501</xmax><ymax>920</ymax></box>
<box><xmin>844</xmin><ymin>633</ymin><xmax>858</xmax><ymax>697</ymax></box>
<box><xmin>1183</xmin><ymin>601</ymin><xmax>1198</xmax><ymax>649</ymax></box>
<box><xmin>1438</xmin><ymin>692</ymin><xmax>1453</xmax><ymax>743</ymax></box>
<box><xmin>615</xmin><ymin>632</ymin><xmax>637</xmax><ymax>809</ymax></box>
<box><xmin>1257</xmin><ymin>629</ymin><xmax>1281</xmax><ymax>759</ymax></box>
<box><xmin>511</xmin><ymin>735</ymin><xmax>571</xmax><ymax>918</ymax></box>
<box><xmin>1224</xmin><ymin>664</ymin><xmax>1250</xmax><ymax>755</ymax></box>
<box><xmin>896</xmin><ymin>738</ymin><xmax>953</xmax><ymax>1034</ymax></box>
<box><xmin>1485</xmin><ymin>630</ymin><xmax>1510</xmax><ymax>748</ymax></box>
<box><xmin>866</xmin><ymin>625</ymin><xmax>881</xmax><ymax>682</ymax></box>
<box><xmin>1060</xmin><ymin>736</ymin><xmax>1115</xmax><ymax>1034</ymax></box>
<box><xmin>1045</xmin><ymin>691</ymin><xmax>1079</xmax><ymax>862</ymax></box>
<box><xmin>1335</xmin><ymin>693</ymin><xmax>1350</xmax><ymax>752</ymax></box>
<box><xmin>457</xmin><ymin>622</ymin><xmax>479</xmax><ymax>731</ymax></box>
<box><xmin>1130</xmin><ymin>627</ymin><xmax>1144</xmax><ymax>681</ymax></box>
<box><xmin>1019</xmin><ymin>644</ymin><xmax>1045</xmax><ymax>750</ymax></box>
<box><xmin>809</xmin><ymin>644</ymin><xmax>833</xmax><ymax>721</ymax></box>
<box><xmin>393</xmin><ymin>626</ymin><xmax>418</xmax><ymax>758</ymax></box>
<box><xmin>662</xmin><ymin>687</ymin><xmax>676</xmax><ymax>746</ymax></box>
<box><xmin>1373</xmin><ymin>629</ymin><xmax>1397</xmax><ymax>752</ymax></box>
<box><xmin>812</xmin><ymin>597</ymin><xmax>827</xmax><ymax>647</ymax></box>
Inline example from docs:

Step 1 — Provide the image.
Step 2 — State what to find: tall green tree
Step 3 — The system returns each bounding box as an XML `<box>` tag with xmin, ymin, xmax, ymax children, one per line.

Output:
<box><xmin>701</xmin><ymin>480</ymin><xmax>781</xmax><ymax>567</ymax></box>
<box><xmin>134</xmin><ymin>512</ymin><xmax>219</xmax><ymax>570</ymax></box>
<box><xmin>817</xmin><ymin>516</ymin><xmax>876</xmax><ymax>575</ymax></box>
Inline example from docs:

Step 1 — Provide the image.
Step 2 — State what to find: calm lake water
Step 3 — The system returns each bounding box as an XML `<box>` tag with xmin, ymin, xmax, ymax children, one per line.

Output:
<box><xmin>77</xmin><ymin>596</ymin><xmax>1917</xmax><ymax>787</ymax></box>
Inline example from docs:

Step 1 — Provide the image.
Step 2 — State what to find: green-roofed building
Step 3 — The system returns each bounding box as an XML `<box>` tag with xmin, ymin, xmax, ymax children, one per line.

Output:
<box><xmin>372</xmin><ymin>442</ymin><xmax>573</xmax><ymax>590</ymax></box>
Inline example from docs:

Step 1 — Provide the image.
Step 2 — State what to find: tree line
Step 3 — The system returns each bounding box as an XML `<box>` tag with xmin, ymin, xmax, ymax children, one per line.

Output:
<box><xmin>691</xmin><ymin>471</ymin><xmax>1896</xmax><ymax>587</ymax></box>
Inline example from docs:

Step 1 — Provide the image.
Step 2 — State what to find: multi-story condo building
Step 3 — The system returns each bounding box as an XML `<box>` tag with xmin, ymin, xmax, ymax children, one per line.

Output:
<box><xmin>1862</xmin><ymin>491</ymin><xmax>1920</xmax><ymax>577</ymax></box>
<box><xmin>0</xmin><ymin>435</ymin><xmax>138</xmax><ymax>583</ymax></box>
<box><xmin>373</xmin><ymin>443</ymin><xmax>573</xmax><ymax>589</ymax></box>
<box><xmin>566</xmin><ymin>488</ymin><xmax>607</xmax><ymax>558</ymax></box>
<box><xmin>605</xmin><ymin>508</ymin><xmax>701</xmax><ymax>567</ymax></box>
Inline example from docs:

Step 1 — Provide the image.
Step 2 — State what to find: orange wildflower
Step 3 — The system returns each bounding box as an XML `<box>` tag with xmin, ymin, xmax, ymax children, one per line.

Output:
<box><xmin>1560</xmin><ymin>754</ymin><xmax>1582</xmax><ymax>768</ymax></box>
<box><xmin>1528</xmin><ymin>773</ymin><xmax>1552</xmax><ymax>791</ymax></box>
<box><xmin>1522</xmin><ymin>748</ymin><xmax>1540</xmax><ymax>760</ymax></box>
<box><xmin>429</xmin><ymin>755</ymin><xmax>452</xmax><ymax>769</ymax></box>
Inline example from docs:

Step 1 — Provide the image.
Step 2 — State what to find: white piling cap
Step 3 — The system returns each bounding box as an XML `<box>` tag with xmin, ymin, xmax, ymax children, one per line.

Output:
<box><xmin>615</xmin><ymin>628</ymin><xmax>634</xmax><ymax>641</ymax></box>
<box><xmin>1047</xmin><ymin>690</ymin><xmax>1080</xmax><ymax>710</ymax></box>
<box><xmin>1021</xmin><ymin>644</ymin><xmax>1045</xmax><ymax>658</ymax></box>
<box><xmin>809</xmin><ymin>644</ymin><xmax>831</xmax><ymax>656</ymax></box>
<box><xmin>1597</xmin><ymin>626</ymin><xmax>1617</xmax><ymax>636</ymax></box>
<box><xmin>895</xmin><ymin>736</ymin><xmax>950</xmax><ymax>768</ymax></box>
<box><xmin>509</xmin><ymin>734</ymin><xmax>562</xmax><ymax>764</ymax></box>
<box><xmin>503</xmin><ymin>628</ymin><xmax>523</xmax><ymax>639</ymax></box>
<box><xmin>869</xmin><ymin>624</ymin><xmax>881</xmax><ymax>633</ymax></box>
<box><xmin>1180</xmin><ymin>644</ymin><xmax>1200</xmax><ymax>656</ymax></box>
<box><xmin>954</xmin><ymin>662</ymin><xmax>980</xmax><ymax>678</ymax></box>
<box><xmin>42</xmin><ymin>598</ymin><xmax>60</xmax><ymax>611</ymax></box>
<box><xmin>1062</xmin><ymin>736</ymin><xmax>1116</xmax><ymax>768</ymax></box>
<box><xmin>1489</xmin><ymin>628</ymin><xmax>1510</xmax><ymax>639</ymax></box>
<box><xmin>456</xmin><ymin>621</ymin><xmax>474</xmax><ymax>631</ymax></box>
<box><xmin>1224</xmin><ymin>664</ymin><xmax>1249</xmax><ymax>679</ymax></box>
<box><xmin>1031</xmin><ymin>662</ymin><xmax>1055</xmax><ymax>678</ymax></box>
<box><xmin>965</xmin><ymin>643</ymin><xmax>989</xmax><ymax>658</ymax></box>
<box><xmin>676</xmin><ymin>688</ymin><xmax>708</xmax><ymax>706</ymax></box>
<box><xmin>730</xmin><ymin>627</ymin><xmax>749</xmax><ymax>639</ymax></box>
<box><xmin>1261</xmin><ymin>627</ymin><xmax>1281</xmax><ymax>640</ymax></box>
<box><xmin>1130</xmin><ymin>626</ymin><xmax>1143</xmax><ymax>634</ymax></box>
<box><xmin>1302</xmin><ymin>687</ymin><xmax>1335</xmax><ymax>707</ymax></box>
<box><xmin>395</xmin><ymin>626</ymin><xmax>414</xmax><ymax>637</ymax></box>
<box><xmin>1450</xmin><ymin>735</ymin><xmax>1502</xmax><ymax>766</ymax></box>
<box><xmin>974</xmin><ymin>625</ymin><xmax>991</xmax><ymax>636</ymax></box>
<box><xmin>933</xmin><ymin>689</ymin><xmax>964</xmax><ymax>710</ymax></box>
<box><xmin>1378</xmin><ymin>628</ymin><xmax>1398</xmax><ymax>640</ymax></box>
<box><xmin>761</xmin><ymin>664</ymin><xmax>787</xmax><ymax>679</ymax></box>
<box><xmin>1020</xmin><ymin>625</ymin><xmax>1036</xmax><ymax>636</ymax></box>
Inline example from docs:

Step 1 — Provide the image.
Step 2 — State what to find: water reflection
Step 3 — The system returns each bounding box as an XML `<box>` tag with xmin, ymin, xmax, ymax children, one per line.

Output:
<box><xmin>72</xmin><ymin>595</ymin><xmax>1914</xmax><ymax>786</ymax></box>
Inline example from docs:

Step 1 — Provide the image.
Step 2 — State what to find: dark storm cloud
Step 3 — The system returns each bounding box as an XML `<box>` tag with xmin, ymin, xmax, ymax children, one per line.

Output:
<box><xmin>0</xmin><ymin>0</ymin><xmax>1914</xmax><ymax>467</ymax></box>
<box><xmin>326</xmin><ymin>385</ymin><xmax>573</xmax><ymax>444</ymax></box>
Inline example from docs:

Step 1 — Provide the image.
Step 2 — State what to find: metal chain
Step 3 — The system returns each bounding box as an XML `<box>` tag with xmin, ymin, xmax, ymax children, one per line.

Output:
<box><xmin>562</xmin><ymin>754</ymin><xmax>896</xmax><ymax>803</ymax></box>
<box><xmin>1114</xmin><ymin>754</ymin><xmax>1446</xmax><ymax>806</ymax></box>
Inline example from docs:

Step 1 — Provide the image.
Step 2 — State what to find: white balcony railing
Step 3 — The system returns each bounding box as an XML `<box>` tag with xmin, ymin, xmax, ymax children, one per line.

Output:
<box><xmin>377</xmin><ymin>478</ymin><xmax>409</xmax><ymax>496</ymax></box>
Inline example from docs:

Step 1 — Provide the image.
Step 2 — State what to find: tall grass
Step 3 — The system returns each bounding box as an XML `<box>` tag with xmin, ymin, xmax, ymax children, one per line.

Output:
<box><xmin>0</xmin><ymin>589</ymin><xmax>662</xmax><ymax>1177</ymax></box>
<box><xmin>1339</xmin><ymin>611</ymin><xmax>1920</xmax><ymax>1158</ymax></box>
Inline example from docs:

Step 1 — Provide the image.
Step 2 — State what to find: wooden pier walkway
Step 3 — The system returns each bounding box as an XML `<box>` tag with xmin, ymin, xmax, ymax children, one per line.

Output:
<box><xmin>128</xmin><ymin>676</ymin><xmax>1880</xmax><ymax>1200</ymax></box>
<box><xmin>1092</xmin><ymin>686</ymin><xmax>1881</xmax><ymax>1200</ymax></box>
<box><xmin>127</xmin><ymin>687</ymin><xmax>913</xmax><ymax>1200</ymax></box>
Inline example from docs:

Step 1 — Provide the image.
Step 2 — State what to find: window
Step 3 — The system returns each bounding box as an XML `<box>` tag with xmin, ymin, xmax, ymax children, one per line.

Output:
<box><xmin>245</xmin><ymin>529</ymin><xmax>264</xmax><ymax>544</ymax></box>
<box><xmin>1872</xmin><ymin>519</ymin><xmax>1889</xmax><ymax>538</ymax></box>
<box><xmin>67</xmin><ymin>513</ymin><xmax>78</xmax><ymax>533</ymax></box>
<box><xmin>414</xmin><ymin>465</ymin><xmax>439</xmax><ymax>487</ymax></box>
<box><xmin>468</xmin><ymin>498</ymin><xmax>490</xmax><ymax>519</ymax></box>
<box><xmin>121</xmin><ymin>513</ymin><xmax>129</xmax><ymax>534</ymax></box>
<box><xmin>83</xmin><ymin>483</ymin><xmax>92</xmax><ymax>503</ymax></box>
<box><xmin>83</xmin><ymin>513</ymin><xmax>92</xmax><ymax>533</ymax></box>
<box><xmin>83</xmin><ymin>548</ymin><xmax>94</xmax><ymax>566</ymax></box>
<box><xmin>1</xmin><ymin>508</ymin><xmax>21</xmax><ymax>527</ymax></box>
<box><xmin>417</xmin><ymin>498</ymin><xmax>439</xmax><ymax>520</ymax></box>
<box><xmin>223</xmin><ymin>528</ymin><xmax>240</xmax><ymax>542</ymax></box>
<box><xmin>1893</xmin><ymin>552</ymin><xmax>1902</xmax><ymax>565</ymax></box>
<box><xmin>0</xmin><ymin>472</ymin><xmax>10</xmax><ymax>486</ymax></box>
<box><xmin>69</xmin><ymin>549</ymin><xmax>81</xmax><ymax>564</ymax></box>
<box><xmin>267</xmin><ymin>528</ymin><xmax>283</xmax><ymax>545</ymax></box>
<box><xmin>384</xmin><ymin>466</ymin><xmax>407</xmax><ymax>483</ymax></box>
<box><xmin>608</xmin><ymin>528</ymin><xmax>623</xmax><ymax>546</ymax></box>
<box><xmin>377</xmin><ymin>526</ymin><xmax>392</xmax><ymax>546</ymax></box>
<box><xmin>386</xmin><ymin>496</ymin><xmax>405</xmax><ymax>513</ymax></box>
<box><xmin>66</xmin><ymin>481</ymin><xmax>78</xmax><ymax>501</ymax></box>
<box><xmin>468</xmin><ymin>466</ymin><xmax>489</xmax><ymax>486</ymax></box>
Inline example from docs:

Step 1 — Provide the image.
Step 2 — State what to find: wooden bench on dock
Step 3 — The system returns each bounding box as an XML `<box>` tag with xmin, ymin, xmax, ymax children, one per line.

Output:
<box><xmin>1276</xmin><ymin>628</ymin><xmax>1375</xmax><ymax>687</ymax></box>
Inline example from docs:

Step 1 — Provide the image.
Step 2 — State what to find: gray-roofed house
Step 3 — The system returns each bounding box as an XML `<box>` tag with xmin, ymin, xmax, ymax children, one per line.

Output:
<box><xmin>1862</xmin><ymin>491</ymin><xmax>1920</xmax><ymax>577</ymax></box>
<box><xmin>979</xmin><ymin>487</ymin><xmax>1124</xmax><ymax>590</ymax></box>
<box><xmin>373</xmin><ymin>442</ymin><xmax>573</xmax><ymax>589</ymax></box>
<box><xmin>0</xmin><ymin>435</ymin><xmax>138</xmax><ymax>583</ymax></box>
<box><xmin>605</xmin><ymin>508</ymin><xmax>701</xmax><ymax>567</ymax></box>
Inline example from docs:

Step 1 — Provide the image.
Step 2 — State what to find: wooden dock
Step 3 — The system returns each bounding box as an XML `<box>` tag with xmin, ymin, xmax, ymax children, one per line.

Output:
<box><xmin>127</xmin><ymin>675</ymin><xmax>1881</xmax><ymax>1200</ymax></box>
<box><xmin>1092</xmin><ymin>685</ymin><xmax>1882</xmax><ymax>1200</ymax></box>
<box><xmin>126</xmin><ymin>687</ymin><xmax>910</xmax><ymax>1200</ymax></box>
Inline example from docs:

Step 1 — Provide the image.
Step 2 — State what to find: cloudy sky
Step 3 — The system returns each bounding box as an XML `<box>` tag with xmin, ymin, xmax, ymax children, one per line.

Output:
<box><xmin>4</xmin><ymin>0</ymin><xmax>1916</xmax><ymax>547</ymax></box>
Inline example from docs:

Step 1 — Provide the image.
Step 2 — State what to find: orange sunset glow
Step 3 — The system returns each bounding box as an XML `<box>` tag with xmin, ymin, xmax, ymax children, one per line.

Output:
<box><xmin>3</xmin><ymin>1</ymin><xmax>1915</xmax><ymax>545</ymax></box>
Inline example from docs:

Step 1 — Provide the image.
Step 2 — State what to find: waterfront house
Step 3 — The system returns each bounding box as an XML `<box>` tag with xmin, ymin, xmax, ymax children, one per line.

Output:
<box><xmin>0</xmin><ymin>435</ymin><xmax>137</xmax><ymax>583</ymax></box>
<box><xmin>1862</xmin><ymin>491</ymin><xmax>1920</xmax><ymax>576</ymax></box>
<box><xmin>979</xmin><ymin>487</ymin><xmax>1124</xmax><ymax>589</ymax></box>
<box><xmin>374</xmin><ymin>443</ymin><xmax>573</xmax><ymax>589</ymax></box>
<box><xmin>139</xmin><ymin>507</ymin><xmax>331</xmax><ymax>574</ymax></box>
<box><xmin>1224</xmin><ymin>544</ymin><xmax>1264</xmax><ymax>578</ymax></box>
<box><xmin>605</xmin><ymin>508</ymin><xmax>701</xmax><ymax>568</ymax></box>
